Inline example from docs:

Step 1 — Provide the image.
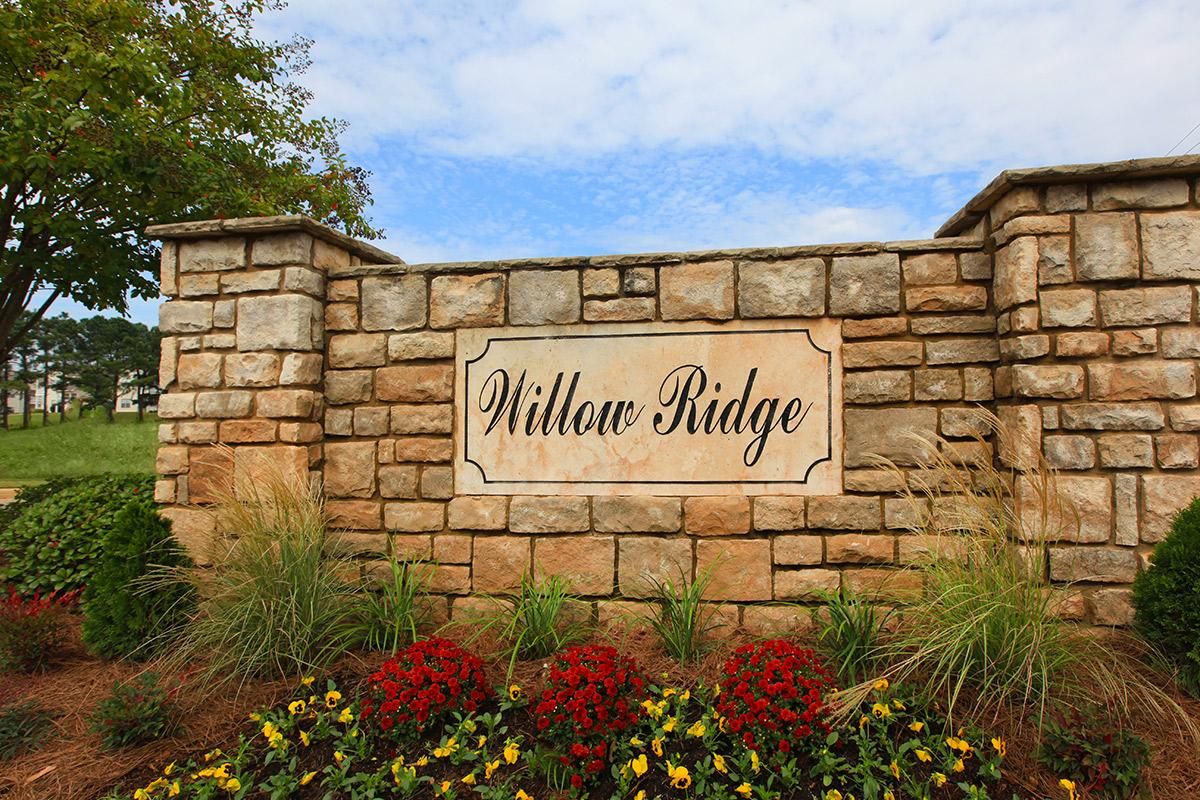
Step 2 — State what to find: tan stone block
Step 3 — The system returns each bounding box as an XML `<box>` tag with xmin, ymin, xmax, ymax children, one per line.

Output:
<box><xmin>223</xmin><ymin>353</ymin><xmax>280</xmax><ymax>387</ymax></box>
<box><xmin>925</xmin><ymin>338</ymin><xmax>999</xmax><ymax>364</ymax></box>
<box><xmin>844</xmin><ymin>407</ymin><xmax>937</xmax><ymax>467</ymax></box>
<box><xmin>178</xmin><ymin>272</ymin><xmax>220</xmax><ymax>297</ymax></box>
<box><xmin>1161</xmin><ymin>329</ymin><xmax>1200</xmax><ymax>359</ymax></box>
<box><xmin>362</xmin><ymin>274</ymin><xmax>427</xmax><ymax>331</ymax></box>
<box><xmin>194</xmin><ymin>390</ymin><xmax>253</xmax><ymax>418</ymax></box>
<box><xmin>427</xmin><ymin>565</ymin><xmax>471</xmax><ymax>595</ymax></box>
<box><xmin>596</xmin><ymin>599</ymin><xmax>653</xmax><ymax>626</ymax></box>
<box><xmin>997</xmin><ymin>404</ymin><xmax>1041</xmax><ymax>469</ymax></box>
<box><xmin>997</xmin><ymin>214</ymin><xmax>1071</xmax><ymax>243</ymax></box>
<box><xmin>582</xmin><ymin>268</ymin><xmax>620</xmax><ymax>298</ymax></box>
<box><xmin>278</xmin><ymin>421</ymin><xmax>321</xmax><ymax>443</ymax></box>
<box><xmin>256</xmin><ymin>389</ymin><xmax>317</xmax><ymax>419</ymax></box>
<box><xmin>448</xmin><ymin>496</ymin><xmax>508</xmax><ymax>530</ymax></box>
<box><xmin>390</xmin><ymin>437</ymin><xmax>449</xmax><ymax>463</ymax></box>
<box><xmin>178</xmin><ymin>237</ymin><xmax>245</xmax><ymax>273</ymax></box>
<box><xmin>807</xmin><ymin>496</ymin><xmax>881</xmax><ymax>531</ymax></box>
<box><xmin>1141</xmin><ymin>211</ymin><xmax>1200</xmax><ymax>281</ymax></box>
<box><xmin>509</xmin><ymin>270</ymin><xmax>581</xmax><ymax>325</ymax></box>
<box><xmin>154</xmin><ymin>478</ymin><xmax>177</xmax><ymax>504</ymax></box>
<box><xmin>659</xmin><ymin>261</ymin><xmax>735</xmax><ymax>320</ymax></box>
<box><xmin>1045</xmin><ymin>184</ymin><xmax>1087</xmax><ymax>213</ymax></box>
<box><xmin>388</xmin><ymin>332</ymin><xmax>455</xmax><ymax>361</ymax></box>
<box><xmin>160</xmin><ymin>300</ymin><xmax>213</xmax><ymax>333</ymax></box>
<box><xmin>1011</xmin><ymin>365</ymin><xmax>1084</xmax><ymax>399</ymax></box>
<box><xmin>213</xmin><ymin>300</ymin><xmax>235</xmax><ymax>328</ymax></box>
<box><xmin>1112</xmin><ymin>326</ymin><xmax>1160</xmax><ymax>355</ymax></box>
<box><xmin>1056</xmin><ymin>332</ymin><xmax>1109</xmax><ymax>358</ymax></box>
<box><xmin>1043</xmin><ymin>435</ymin><xmax>1095</xmax><ymax>470</ymax></box>
<box><xmin>329</xmin><ymin>333</ymin><xmax>387</xmax><ymax>368</ymax></box>
<box><xmin>843</xmin><ymin>469</ymin><xmax>905</xmax><ymax>493</ymax></box>
<box><xmin>473</xmin><ymin>536</ymin><xmax>531</xmax><ymax>593</ymax></box>
<box><xmin>377</xmin><ymin>465</ymin><xmax>419</xmax><ymax>499</ymax></box>
<box><xmin>325</xmin><ymin>302</ymin><xmax>358</xmax><ymax>331</ymax></box>
<box><xmin>327</xmin><ymin>278</ymin><xmax>359</xmax><ymax>302</ymax></box>
<box><xmin>1100</xmin><ymin>287</ymin><xmax>1191</xmax><ymax>327</ymax></box>
<box><xmin>433</xmin><ymin>534</ymin><xmax>473</xmax><ymax>564</ymax></box>
<box><xmin>156</xmin><ymin>445</ymin><xmax>189</xmax><ymax>475</ymax></box>
<box><xmin>826</xmin><ymin>533</ymin><xmax>893</xmax><ymax>563</ymax></box>
<box><xmin>1142</xmin><ymin>475</ymin><xmax>1200</xmax><ymax>541</ymax></box>
<box><xmin>1075</xmin><ymin>213</ymin><xmax>1139</xmax><ymax>281</ymax></box>
<box><xmin>773</xmin><ymin>534</ymin><xmax>822</xmax><ymax>565</ymax></box>
<box><xmin>159</xmin><ymin>241</ymin><xmax>178</xmax><ymax>295</ymax></box>
<box><xmin>994</xmin><ymin>237</ymin><xmax>1037</xmax><ymax>310</ymax></box>
<box><xmin>843</xmin><ymin>317</ymin><xmax>910</xmax><ymax>340</ymax></box>
<box><xmin>430</xmin><ymin>273</ymin><xmax>504</xmax><ymax>328</ymax></box>
<box><xmin>353</xmin><ymin>406</ymin><xmax>390</xmax><ymax>436</ymax></box>
<box><xmin>990</xmin><ymin>186</ymin><xmax>1040</xmax><ymax>226</ymax></box>
<box><xmin>161</xmin><ymin>507</ymin><xmax>215</xmax><ymax>564</ymax></box>
<box><xmin>843</xmin><ymin>341</ymin><xmax>922</xmax><ymax>368</ymax></box>
<box><xmin>235</xmin><ymin>295</ymin><xmax>321</xmax><ymax>351</ymax></box>
<box><xmin>1156</xmin><ymin>434</ymin><xmax>1199</xmax><ymax>468</ymax></box>
<box><xmin>914</xmin><ymin>369</ymin><xmax>962</xmax><ymax>401</ymax></box>
<box><xmin>1114</xmin><ymin>473</ymin><xmax>1139</xmax><ymax>546</ymax></box>
<box><xmin>1093</xmin><ymin>179</ymin><xmax>1189</xmax><ymax>210</ymax></box>
<box><xmin>324</xmin><ymin>370</ymin><xmax>372</xmax><ymax>405</ymax></box>
<box><xmin>279</xmin><ymin>353</ymin><xmax>322</xmax><ymax>386</ymax></box>
<box><xmin>1011</xmin><ymin>306</ymin><xmax>1040</xmax><ymax>332</ymax></box>
<box><xmin>535</xmin><ymin>535</ymin><xmax>614</xmax><ymax>595</ymax></box>
<box><xmin>583</xmin><ymin>297</ymin><xmax>656</xmax><ymax>322</ymax></box>
<box><xmin>939</xmin><ymin>407</ymin><xmax>990</xmax><ymax>439</ymax></box>
<box><xmin>843</xmin><ymin>370</ymin><xmax>911</xmax><ymax>404</ymax></box>
<box><xmin>509</xmin><ymin>496</ymin><xmax>590</xmax><ymax>533</ymax></box>
<box><xmin>1171</xmin><ymin>405</ymin><xmax>1200</xmax><ymax>431</ymax></box>
<box><xmin>218</xmin><ymin>269</ymin><xmax>281</xmax><ymax>294</ymax></box>
<box><xmin>215</xmin><ymin>419</ymin><xmax>274</xmax><ymax>443</ymax></box>
<box><xmin>622</xmin><ymin>267</ymin><xmax>656</xmax><ymax>295</ymax></box>
<box><xmin>329</xmin><ymin>529</ymin><xmax>388</xmax><ymax>553</ymax></box>
<box><xmin>376</xmin><ymin>364</ymin><xmax>454</xmax><ymax>402</ymax></box>
<box><xmin>176</xmin><ymin>421</ymin><xmax>219</xmax><ymax>444</ymax></box>
<box><xmin>902</xmin><ymin>252</ymin><xmax>957</xmax><ymax>285</ymax></box>
<box><xmin>1033</xmin><ymin>234</ymin><xmax>1070</xmax><ymax>286</ymax></box>
<box><xmin>753</xmin><ymin>497</ymin><xmax>806</xmax><ymax>531</ymax></box>
<box><xmin>696</xmin><ymin>539</ymin><xmax>771</xmax><ymax>601</ymax></box>
<box><xmin>1061</xmin><ymin>402</ymin><xmax>1165</xmax><ymax>431</ymax></box>
<box><xmin>684</xmin><ymin>496</ymin><xmax>750</xmax><ymax>535</ymax></box>
<box><xmin>1090</xmin><ymin>588</ymin><xmax>1135</xmax><ymax>626</ymax></box>
<box><xmin>1017</xmin><ymin>474</ymin><xmax>1112</xmax><ymax>543</ymax></box>
<box><xmin>249</xmin><ymin>231</ymin><xmax>311</xmax><ymax>266</ymax></box>
<box><xmin>773</xmin><ymin>569</ymin><xmax>839</xmax><ymax>600</ymax></box>
<box><xmin>1088</xmin><ymin>361</ymin><xmax>1195</xmax><ymax>401</ymax></box>
<box><xmin>905</xmin><ymin>285</ymin><xmax>987</xmax><ymax>312</ymax></box>
<box><xmin>1040</xmin><ymin>289</ymin><xmax>1097</xmax><ymax>328</ymax></box>
<box><xmin>741</xmin><ymin>605</ymin><xmax>817</xmax><ymax>636</ymax></box>
<box><xmin>999</xmin><ymin>334</ymin><xmax>1050</xmax><ymax>361</ymax></box>
<box><xmin>392</xmin><ymin>404</ymin><xmax>454</xmax><ymax>434</ymax></box>
<box><xmin>829</xmin><ymin>253</ymin><xmax>900</xmax><ymax>316</ymax></box>
<box><xmin>1049</xmin><ymin>547</ymin><xmax>1137</xmax><ymax>583</ymax></box>
<box><xmin>282</xmin><ymin>267</ymin><xmax>323</xmax><ymax>296</ymax></box>
<box><xmin>324</xmin><ymin>441</ymin><xmax>376</xmax><ymax>498</ymax></box>
<box><xmin>886</xmin><ymin>495</ymin><xmax>928</xmax><ymax>532</ymax></box>
<box><xmin>420</xmin><ymin>466</ymin><xmax>454</xmax><ymax>499</ymax></box>
<box><xmin>963</xmin><ymin>367</ymin><xmax>994</xmax><ymax>401</ymax></box>
<box><xmin>959</xmin><ymin>250</ymin><xmax>992</xmax><ymax>280</ymax></box>
<box><xmin>384</xmin><ymin>502</ymin><xmax>444</xmax><ymax>532</ymax></box>
<box><xmin>176</xmin><ymin>353</ymin><xmax>223</xmax><ymax>390</ymax></box>
<box><xmin>738</xmin><ymin>259</ymin><xmax>825</xmax><ymax>317</ymax></box>
<box><xmin>898</xmin><ymin>533</ymin><xmax>967</xmax><ymax>564</ymax></box>
<box><xmin>593</xmin><ymin>496</ymin><xmax>682</xmax><ymax>533</ymax></box>
<box><xmin>187</xmin><ymin>446</ymin><xmax>234</xmax><ymax>504</ymax></box>
<box><xmin>842</xmin><ymin>568</ymin><xmax>923</xmax><ymax>602</ymax></box>
<box><xmin>158</xmin><ymin>423</ymin><xmax>178</xmax><ymax>444</ymax></box>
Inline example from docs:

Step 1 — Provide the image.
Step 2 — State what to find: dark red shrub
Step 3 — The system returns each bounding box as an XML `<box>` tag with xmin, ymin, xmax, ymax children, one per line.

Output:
<box><xmin>716</xmin><ymin>639</ymin><xmax>833</xmax><ymax>759</ymax></box>
<box><xmin>0</xmin><ymin>587</ymin><xmax>77</xmax><ymax>673</ymax></box>
<box><xmin>359</xmin><ymin>637</ymin><xmax>492</xmax><ymax>741</ymax></box>
<box><xmin>534</xmin><ymin>645</ymin><xmax>645</xmax><ymax>786</ymax></box>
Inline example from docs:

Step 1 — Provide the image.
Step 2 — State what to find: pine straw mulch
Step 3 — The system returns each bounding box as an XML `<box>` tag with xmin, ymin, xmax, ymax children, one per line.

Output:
<box><xmin>4</xmin><ymin>617</ymin><xmax>1200</xmax><ymax>800</ymax></box>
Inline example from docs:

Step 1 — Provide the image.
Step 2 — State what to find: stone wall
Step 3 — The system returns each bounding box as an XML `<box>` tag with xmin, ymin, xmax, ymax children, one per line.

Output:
<box><xmin>151</xmin><ymin>155</ymin><xmax>1200</xmax><ymax>631</ymax></box>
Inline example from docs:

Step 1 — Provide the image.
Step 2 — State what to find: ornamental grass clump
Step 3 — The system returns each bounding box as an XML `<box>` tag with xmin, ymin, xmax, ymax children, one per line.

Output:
<box><xmin>152</xmin><ymin>446</ymin><xmax>359</xmax><ymax>685</ymax></box>
<box><xmin>641</xmin><ymin>565</ymin><xmax>723</xmax><ymax>663</ymax></box>
<box><xmin>358</xmin><ymin>637</ymin><xmax>492</xmax><ymax>742</ymax></box>
<box><xmin>817</xmin><ymin>585</ymin><xmax>890</xmax><ymax>686</ymax></box>
<box><xmin>346</xmin><ymin>549</ymin><xmax>430</xmax><ymax>653</ymax></box>
<box><xmin>534</xmin><ymin>644</ymin><xmax>646</xmax><ymax>790</ymax></box>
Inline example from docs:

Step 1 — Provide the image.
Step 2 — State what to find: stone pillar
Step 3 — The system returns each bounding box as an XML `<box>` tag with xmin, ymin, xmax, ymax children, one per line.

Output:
<box><xmin>149</xmin><ymin>216</ymin><xmax>395</xmax><ymax>558</ymax></box>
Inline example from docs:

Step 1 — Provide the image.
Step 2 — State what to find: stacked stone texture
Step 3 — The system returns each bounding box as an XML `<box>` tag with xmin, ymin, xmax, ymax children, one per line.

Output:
<box><xmin>151</xmin><ymin>159</ymin><xmax>1200</xmax><ymax>632</ymax></box>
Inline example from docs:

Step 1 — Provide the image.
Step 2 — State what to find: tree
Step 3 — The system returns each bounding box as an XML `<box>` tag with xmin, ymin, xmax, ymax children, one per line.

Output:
<box><xmin>0</xmin><ymin>0</ymin><xmax>379</xmax><ymax>361</ymax></box>
<box><xmin>70</xmin><ymin>316</ymin><xmax>155</xmax><ymax>422</ymax></box>
<box><xmin>32</xmin><ymin>314</ymin><xmax>75</xmax><ymax>424</ymax></box>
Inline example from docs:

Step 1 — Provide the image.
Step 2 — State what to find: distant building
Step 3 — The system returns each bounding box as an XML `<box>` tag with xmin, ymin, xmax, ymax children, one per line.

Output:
<box><xmin>3</xmin><ymin>375</ymin><xmax>157</xmax><ymax>416</ymax></box>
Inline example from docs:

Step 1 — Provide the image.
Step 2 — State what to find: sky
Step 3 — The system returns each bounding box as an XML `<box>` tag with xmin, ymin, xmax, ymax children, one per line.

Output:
<box><xmin>52</xmin><ymin>0</ymin><xmax>1200</xmax><ymax>327</ymax></box>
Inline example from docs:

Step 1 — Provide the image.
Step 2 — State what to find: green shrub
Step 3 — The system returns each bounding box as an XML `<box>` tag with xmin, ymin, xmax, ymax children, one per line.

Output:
<box><xmin>346</xmin><ymin>552</ymin><xmax>429</xmax><ymax>653</ymax></box>
<box><xmin>1038</xmin><ymin>703</ymin><xmax>1150</xmax><ymax>800</ymax></box>
<box><xmin>89</xmin><ymin>672</ymin><xmax>178</xmax><ymax>749</ymax></box>
<box><xmin>817</xmin><ymin>585</ymin><xmax>890</xmax><ymax>685</ymax></box>
<box><xmin>0</xmin><ymin>474</ymin><xmax>154</xmax><ymax>594</ymax></box>
<box><xmin>0</xmin><ymin>588</ymin><xmax>76</xmax><ymax>672</ymax></box>
<box><xmin>0</xmin><ymin>477</ymin><xmax>78</xmax><ymax>532</ymax></box>
<box><xmin>81</xmin><ymin>500</ymin><xmax>194</xmax><ymax>660</ymax></box>
<box><xmin>0</xmin><ymin>700</ymin><xmax>56</xmax><ymax>759</ymax></box>
<box><xmin>640</xmin><ymin>566</ymin><xmax>721</xmax><ymax>662</ymax></box>
<box><xmin>1133</xmin><ymin>496</ymin><xmax>1200</xmax><ymax>697</ymax></box>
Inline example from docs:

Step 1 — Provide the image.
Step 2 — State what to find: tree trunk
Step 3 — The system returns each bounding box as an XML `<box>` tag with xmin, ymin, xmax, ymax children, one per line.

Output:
<box><xmin>41</xmin><ymin>365</ymin><xmax>49</xmax><ymax>426</ymax></box>
<box><xmin>1</xmin><ymin>361</ymin><xmax>8</xmax><ymax>430</ymax></box>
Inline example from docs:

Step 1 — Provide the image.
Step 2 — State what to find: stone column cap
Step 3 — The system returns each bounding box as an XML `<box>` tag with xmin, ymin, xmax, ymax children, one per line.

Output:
<box><xmin>146</xmin><ymin>214</ymin><xmax>402</xmax><ymax>265</ymax></box>
<box><xmin>938</xmin><ymin>154</ymin><xmax>1200</xmax><ymax>238</ymax></box>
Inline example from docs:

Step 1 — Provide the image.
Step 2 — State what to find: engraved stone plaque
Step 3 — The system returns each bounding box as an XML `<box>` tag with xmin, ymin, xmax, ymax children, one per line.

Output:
<box><xmin>454</xmin><ymin>319</ymin><xmax>842</xmax><ymax>495</ymax></box>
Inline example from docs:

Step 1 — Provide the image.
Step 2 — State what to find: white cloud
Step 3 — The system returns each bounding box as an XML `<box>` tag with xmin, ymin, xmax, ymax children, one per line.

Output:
<box><xmin>265</xmin><ymin>0</ymin><xmax>1200</xmax><ymax>171</ymax></box>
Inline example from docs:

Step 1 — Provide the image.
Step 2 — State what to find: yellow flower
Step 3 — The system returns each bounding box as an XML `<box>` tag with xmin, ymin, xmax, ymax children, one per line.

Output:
<box><xmin>908</xmin><ymin>720</ymin><xmax>924</xmax><ymax>733</ymax></box>
<box><xmin>680</xmin><ymin>689</ymin><xmax>690</xmax><ymax>702</ymax></box>
<box><xmin>892</xmin><ymin>699</ymin><xmax>906</xmax><ymax>710</ymax></box>
<box><xmin>946</xmin><ymin>736</ymin><xmax>971</xmax><ymax>754</ymax></box>
<box><xmin>485</xmin><ymin>759</ymin><xmax>501</xmax><ymax>780</ymax></box>
<box><xmin>300</xmin><ymin>771</ymin><xmax>317</xmax><ymax>786</ymax></box>
<box><xmin>663</xmin><ymin>687</ymin><xmax>677</xmax><ymax>698</ymax></box>
<box><xmin>433</xmin><ymin>737</ymin><xmax>460</xmax><ymax>759</ymax></box>
<box><xmin>477</xmin><ymin>734</ymin><xmax>487</xmax><ymax>748</ymax></box>
<box><xmin>416</xmin><ymin>756</ymin><xmax>430</xmax><ymax>767</ymax></box>
<box><xmin>267</xmin><ymin>731</ymin><xmax>285</xmax><ymax>750</ymax></box>
<box><xmin>168</xmin><ymin>782</ymin><xmax>180</xmax><ymax>798</ymax></box>
<box><xmin>462</xmin><ymin>773</ymin><xmax>477</xmax><ymax>786</ymax></box>
<box><xmin>463</xmin><ymin>719</ymin><xmax>477</xmax><ymax>733</ymax></box>
<box><xmin>871</xmin><ymin>702</ymin><xmax>891</xmax><ymax>719</ymax></box>
<box><xmin>334</xmin><ymin>751</ymin><xmax>345</xmax><ymax>765</ymax></box>
<box><xmin>735</xmin><ymin>783</ymin><xmax>752</xmax><ymax>798</ymax></box>
<box><xmin>508</xmin><ymin>684</ymin><xmax>522</xmax><ymax>701</ymax></box>
<box><xmin>1059</xmin><ymin>779</ymin><xmax>1078</xmax><ymax>800</ymax></box>
<box><xmin>288</xmin><ymin>700</ymin><xmax>307</xmax><ymax>715</ymax></box>
<box><xmin>687</xmin><ymin>720</ymin><xmax>706</xmax><ymax>737</ymax></box>
<box><xmin>750</xmin><ymin>749</ymin><xmax>760</xmax><ymax>774</ymax></box>
<box><xmin>915</xmin><ymin>749</ymin><xmax>932</xmax><ymax>763</ymax></box>
<box><xmin>635</xmin><ymin>793</ymin><xmax>646</xmax><ymax>800</ymax></box>
<box><xmin>249</xmin><ymin>712</ymin><xmax>262</xmax><ymax>723</ymax></box>
<box><xmin>890</xmin><ymin>761</ymin><xmax>900</xmax><ymax>779</ymax></box>
<box><xmin>163</xmin><ymin>762</ymin><xmax>176</xmax><ymax>776</ymax></box>
<box><xmin>134</xmin><ymin>791</ymin><xmax>150</xmax><ymax>800</ymax></box>
<box><xmin>204</xmin><ymin>749</ymin><xmax>223</xmax><ymax>763</ymax></box>
<box><xmin>667</xmin><ymin>762</ymin><xmax>691</xmax><ymax>789</ymax></box>
<box><xmin>858</xmin><ymin>714</ymin><xmax>869</xmax><ymax>728</ymax></box>
<box><xmin>713</xmin><ymin>754</ymin><xmax>727</xmax><ymax>774</ymax></box>
<box><xmin>885</xmin><ymin>792</ymin><xmax>896</xmax><ymax>800</ymax></box>
<box><xmin>439</xmin><ymin>780</ymin><xmax>451</xmax><ymax>794</ymax></box>
<box><xmin>301</xmin><ymin>675</ymin><xmax>315</xmax><ymax>687</ymax></box>
<box><xmin>652</xmin><ymin>737</ymin><xmax>664</xmax><ymax>757</ymax></box>
<box><xmin>324</xmin><ymin>690</ymin><xmax>342</xmax><ymax>709</ymax></box>
<box><xmin>825</xmin><ymin>791</ymin><xmax>844</xmax><ymax>800</ymax></box>
<box><xmin>261</xmin><ymin>721</ymin><xmax>278</xmax><ymax>739</ymax></box>
<box><xmin>515</xmin><ymin>791</ymin><xmax>534</xmax><ymax>800</ymax></box>
<box><xmin>338</xmin><ymin>707</ymin><xmax>354</xmax><ymax>725</ymax></box>
<box><xmin>503</xmin><ymin>740</ymin><xmax>520</xmax><ymax>764</ymax></box>
<box><xmin>953</xmin><ymin>758</ymin><xmax>965</xmax><ymax>773</ymax></box>
<box><xmin>224</xmin><ymin>778</ymin><xmax>241</xmax><ymax>793</ymax></box>
<box><xmin>992</xmin><ymin>737</ymin><xmax>1007</xmax><ymax>757</ymax></box>
<box><xmin>932</xmin><ymin>772</ymin><xmax>948</xmax><ymax>787</ymax></box>
<box><xmin>630</xmin><ymin>736</ymin><xmax>645</xmax><ymax>747</ymax></box>
<box><xmin>630</xmin><ymin>754</ymin><xmax>649</xmax><ymax>777</ymax></box>
<box><xmin>663</xmin><ymin>716</ymin><xmax>678</xmax><ymax>733</ymax></box>
<box><xmin>299</xmin><ymin>729</ymin><xmax>311</xmax><ymax>747</ymax></box>
<box><xmin>873</xmin><ymin>678</ymin><xmax>889</xmax><ymax>691</ymax></box>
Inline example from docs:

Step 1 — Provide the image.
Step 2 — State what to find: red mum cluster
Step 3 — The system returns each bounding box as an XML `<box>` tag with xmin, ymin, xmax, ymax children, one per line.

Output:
<box><xmin>359</xmin><ymin>637</ymin><xmax>492</xmax><ymax>742</ymax></box>
<box><xmin>0</xmin><ymin>587</ymin><xmax>79</xmax><ymax>672</ymax></box>
<box><xmin>534</xmin><ymin>644</ymin><xmax>645</xmax><ymax>788</ymax></box>
<box><xmin>716</xmin><ymin>639</ymin><xmax>833</xmax><ymax>759</ymax></box>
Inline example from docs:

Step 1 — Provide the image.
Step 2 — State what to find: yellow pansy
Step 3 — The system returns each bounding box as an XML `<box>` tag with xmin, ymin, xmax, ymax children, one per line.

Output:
<box><xmin>630</xmin><ymin>736</ymin><xmax>645</xmax><ymax>747</ymax></box>
<box><xmin>324</xmin><ymin>690</ymin><xmax>342</xmax><ymax>708</ymax></box>
<box><xmin>667</xmin><ymin>762</ymin><xmax>691</xmax><ymax>789</ymax></box>
<box><xmin>338</xmin><ymin>707</ymin><xmax>354</xmax><ymax>724</ymax></box>
<box><xmin>224</xmin><ymin>778</ymin><xmax>241</xmax><ymax>793</ymax></box>
<box><xmin>873</xmin><ymin>678</ymin><xmax>889</xmax><ymax>691</ymax></box>
<box><xmin>735</xmin><ymin>783</ymin><xmax>752</xmax><ymax>798</ymax></box>
<box><xmin>261</xmin><ymin>721</ymin><xmax>278</xmax><ymax>739</ymax></box>
<box><xmin>915</xmin><ymin>749</ymin><xmax>932</xmax><ymax>763</ymax></box>
<box><xmin>635</xmin><ymin>792</ymin><xmax>646</xmax><ymax>800</ymax></box>
<box><xmin>908</xmin><ymin>720</ymin><xmax>924</xmax><ymax>733</ymax></box>
<box><xmin>953</xmin><ymin>758</ymin><xmax>965</xmax><ymax>773</ymax></box>
<box><xmin>663</xmin><ymin>716</ymin><xmax>678</xmax><ymax>733</ymax></box>
<box><xmin>750</xmin><ymin>749</ymin><xmax>760</xmax><ymax>773</ymax></box>
<box><xmin>288</xmin><ymin>700</ymin><xmax>306</xmax><ymax>715</ymax></box>
<box><xmin>508</xmin><ymin>684</ymin><xmax>522</xmax><ymax>701</ymax></box>
<box><xmin>992</xmin><ymin>737</ymin><xmax>1007</xmax><ymax>757</ymax></box>
<box><xmin>1059</xmin><ymin>779</ymin><xmax>1078</xmax><ymax>800</ymax></box>
<box><xmin>825</xmin><ymin>791</ymin><xmax>844</xmax><ymax>800</ymax></box>
<box><xmin>163</xmin><ymin>762</ymin><xmax>176</xmax><ymax>776</ymax></box>
<box><xmin>439</xmin><ymin>780</ymin><xmax>451</xmax><ymax>794</ymax></box>
<box><xmin>168</xmin><ymin>781</ymin><xmax>180</xmax><ymax>797</ymax></box>
<box><xmin>334</xmin><ymin>751</ymin><xmax>345</xmax><ymax>765</ymax></box>
<box><xmin>652</xmin><ymin>737</ymin><xmax>664</xmax><ymax>757</ymax></box>
<box><xmin>892</xmin><ymin>699</ymin><xmax>906</xmax><ymax>710</ymax></box>
<box><xmin>871</xmin><ymin>702</ymin><xmax>891</xmax><ymax>719</ymax></box>
<box><xmin>630</xmin><ymin>754</ymin><xmax>649</xmax><ymax>777</ymax></box>
<box><xmin>884</xmin><ymin>792</ymin><xmax>896</xmax><ymax>800</ymax></box>
<box><xmin>300</xmin><ymin>771</ymin><xmax>317</xmax><ymax>786</ymax></box>
<box><xmin>515</xmin><ymin>790</ymin><xmax>534</xmax><ymax>800</ymax></box>
<box><xmin>477</xmin><ymin>734</ymin><xmax>488</xmax><ymax>748</ymax></box>
<box><xmin>858</xmin><ymin>714</ymin><xmax>870</xmax><ymax>728</ymax></box>
<box><xmin>946</xmin><ymin>736</ymin><xmax>972</xmax><ymax>754</ymax></box>
<box><xmin>301</xmin><ymin>675</ymin><xmax>315</xmax><ymax>687</ymax></box>
<box><xmin>890</xmin><ymin>761</ymin><xmax>900</xmax><ymax>779</ymax></box>
<box><xmin>462</xmin><ymin>773</ymin><xmax>477</xmax><ymax>786</ymax></box>
<box><xmin>932</xmin><ymin>772</ymin><xmax>947</xmax><ymax>787</ymax></box>
<box><xmin>299</xmin><ymin>729</ymin><xmax>311</xmax><ymax>746</ymax></box>
<box><xmin>485</xmin><ymin>759</ymin><xmax>501</xmax><ymax>779</ymax></box>
<box><xmin>416</xmin><ymin>756</ymin><xmax>430</xmax><ymax>767</ymax></box>
<box><xmin>503</xmin><ymin>740</ymin><xmax>520</xmax><ymax>764</ymax></box>
<box><xmin>713</xmin><ymin>754</ymin><xmax>727</xmax><ymax>774</ymax></box>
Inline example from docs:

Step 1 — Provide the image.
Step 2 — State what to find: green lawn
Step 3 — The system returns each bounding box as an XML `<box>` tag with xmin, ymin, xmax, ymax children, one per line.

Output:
<box><xmin>0</xmin><ymin>412</ymin><xmax>158</xmax><ymax>485</ymax></box>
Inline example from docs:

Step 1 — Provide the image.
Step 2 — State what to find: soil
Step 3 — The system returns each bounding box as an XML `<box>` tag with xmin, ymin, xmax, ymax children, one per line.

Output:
<box><xmin>2</xmin><ymin>619</ymin><xmax>1198</xmax><ymax>800</ymax></box>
